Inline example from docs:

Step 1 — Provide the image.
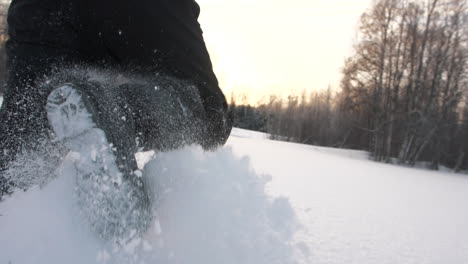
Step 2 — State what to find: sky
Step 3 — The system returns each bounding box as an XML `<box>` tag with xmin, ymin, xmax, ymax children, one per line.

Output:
<box><xmin>196</xmin><ymin>0</ymin><xmax>372</xmax><ymax>103</ymax></box>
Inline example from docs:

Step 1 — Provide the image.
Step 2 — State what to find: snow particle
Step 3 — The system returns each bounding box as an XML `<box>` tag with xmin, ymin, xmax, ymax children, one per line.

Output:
<box><xmin>91</xmin><ymin>149</ymin><xmax>97</xmax><ymax>162</ymax></box>
<box><xmin>154</xmin><ymin>219</ymin><xmax>162</xmax><ymax>235</ymax></box>
<box><xmin>134</xmin><ymin>170</ymin><xmax>143</xmax><ymax>178</ymax></box>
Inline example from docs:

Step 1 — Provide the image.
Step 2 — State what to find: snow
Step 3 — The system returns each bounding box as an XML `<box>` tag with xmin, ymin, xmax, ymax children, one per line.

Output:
<box><xmin>0</xmin><ymin>131</ymin><xmax>302</xmax><ymax>264</ymax></box>
<box><xmin>228</xmin><ymin>128</ymin><xmax>468</xmax><ymax>264</ymax></box>
<box><xmin>229</xmin><ymin>127</ymin><xmax>269</xmax><ymax>140</ymax></box>
<box><xmin>1</xmin><ymin>127</ymin><xmax>468</xmax><ymax>263</ymax></box>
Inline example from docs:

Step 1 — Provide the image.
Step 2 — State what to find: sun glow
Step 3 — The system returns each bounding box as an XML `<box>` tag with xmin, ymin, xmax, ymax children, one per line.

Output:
<box><xmin>197</xmin><ymin>0</ymin><xmax>372</xmax><ymax>103</ymax></box>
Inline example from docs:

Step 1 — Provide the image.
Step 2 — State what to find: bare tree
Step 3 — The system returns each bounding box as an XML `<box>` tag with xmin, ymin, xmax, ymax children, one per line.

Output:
<box><xmin>340</xmin><ymin>0</ymin><xmax>468</xmax><ymax>168</ymax></box>
<box><xmin>225</xmin><ymin>0</ymin><xmax>468</xmax><ymax>172</ymax></box>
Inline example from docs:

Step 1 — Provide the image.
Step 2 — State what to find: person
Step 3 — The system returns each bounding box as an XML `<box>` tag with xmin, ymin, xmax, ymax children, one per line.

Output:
<box><xmin>0</xmin><ymin>0</ymin><xmax>232</xmax><ymax>239</ymax></box>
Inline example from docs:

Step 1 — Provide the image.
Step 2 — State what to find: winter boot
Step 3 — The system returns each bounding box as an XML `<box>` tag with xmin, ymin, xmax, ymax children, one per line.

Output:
<box><xmin>46</xmin><ymin>81</ymin><xmax>151</xmax><ymax>242</ymax></box>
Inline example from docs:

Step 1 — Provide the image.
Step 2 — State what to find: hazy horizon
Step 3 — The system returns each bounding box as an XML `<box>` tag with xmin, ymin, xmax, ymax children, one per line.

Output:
<box><xmin>197</xmin><ymin>0</ymin><xmax>372</xmax><ymax>103</ymax></box>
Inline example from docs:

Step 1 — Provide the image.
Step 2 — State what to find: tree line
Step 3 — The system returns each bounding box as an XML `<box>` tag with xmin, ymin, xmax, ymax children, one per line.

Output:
<box><xmin>231</xmin><ymin>0</ymin><xmax>468</xmax><ymax>172</ymax></box>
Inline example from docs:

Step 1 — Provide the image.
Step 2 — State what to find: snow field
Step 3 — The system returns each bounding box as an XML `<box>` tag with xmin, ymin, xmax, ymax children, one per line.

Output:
<box><xmin>228</xmin><ymin>129</ymin><xmax>468</xmax><ymax>264</ymax></box>
<box><xmin>1</xmin><ymin>127</ymin><xmax>468</xmax><ymax>263</ymax></box>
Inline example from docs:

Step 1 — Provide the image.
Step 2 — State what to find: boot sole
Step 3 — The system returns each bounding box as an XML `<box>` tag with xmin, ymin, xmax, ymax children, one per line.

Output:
<box><xmin>47</xmin><ymin>84</ymin><xmax>150</xmax><ymax>242</ymax></box>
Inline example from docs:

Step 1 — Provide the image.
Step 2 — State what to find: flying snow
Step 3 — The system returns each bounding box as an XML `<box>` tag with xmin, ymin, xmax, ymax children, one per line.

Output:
<box><xmin>0</xmin><ymin>145</ymin><xmax>305</xmax><ymax>264</ymax></box>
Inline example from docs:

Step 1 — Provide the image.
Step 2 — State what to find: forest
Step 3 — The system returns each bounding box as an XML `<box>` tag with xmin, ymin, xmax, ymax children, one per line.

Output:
<box><xmin>230</xmin><ymin>0</ymin><xmax>468</xmax><ymax>171</ymax></box>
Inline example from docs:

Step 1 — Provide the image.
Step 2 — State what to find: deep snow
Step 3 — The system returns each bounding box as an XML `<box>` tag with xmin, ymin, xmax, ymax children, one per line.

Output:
<box><xmin>228</xmin><ymin>129</ymin><xmax>468</xmax><ymax>264</ymax></box>
<box><xmin>0</xmin><ymin>133</ymin><xmax>303</xmax><ymax>264</ymax></box>
<box><xmin>1</xmin><ymin>127</ymin><xmax>468</xmax><ymax>264</ymax></box>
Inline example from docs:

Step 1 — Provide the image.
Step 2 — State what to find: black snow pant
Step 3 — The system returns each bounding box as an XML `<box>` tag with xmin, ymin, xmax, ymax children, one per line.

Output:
<box><xmin>0</xmin><ymin>0</ymin><xmax>232</xmax><ymax>195</ymax></box>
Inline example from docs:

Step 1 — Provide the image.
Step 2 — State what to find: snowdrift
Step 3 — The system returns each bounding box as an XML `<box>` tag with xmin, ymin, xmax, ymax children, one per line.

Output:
<box><xmin>3</xmin><ymin>126</ymin><xmax>467</xmax><ymax>264</ymax></box>
<box><xmin>0</xmin><ymin>146</ymin><xmax>305</xmax><ymax>264</ymax></box>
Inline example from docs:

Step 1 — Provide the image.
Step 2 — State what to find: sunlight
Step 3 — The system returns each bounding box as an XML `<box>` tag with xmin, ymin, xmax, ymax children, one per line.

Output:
<box><xmin>197</xmin><ymin>0</ymin><xmax>372</xmax><ymax>103</ymax></box>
